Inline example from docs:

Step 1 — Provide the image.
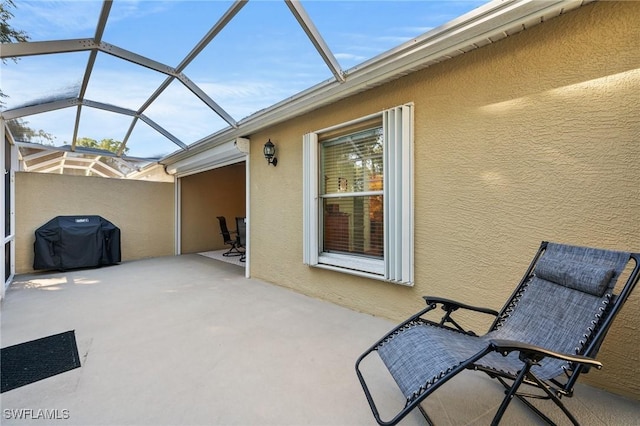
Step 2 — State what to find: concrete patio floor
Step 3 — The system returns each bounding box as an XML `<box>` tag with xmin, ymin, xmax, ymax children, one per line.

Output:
<box><xmin>1</xmin><ymin>254</ymin><xmax>638</xmax><ymax>426</ymax></box>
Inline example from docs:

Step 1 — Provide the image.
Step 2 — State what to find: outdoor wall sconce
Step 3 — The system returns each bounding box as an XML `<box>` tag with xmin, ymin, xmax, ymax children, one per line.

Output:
<box><xmin>263</xmin><ymin>139</ymin><xmax>278</xmax><ymax>166</ymax></box>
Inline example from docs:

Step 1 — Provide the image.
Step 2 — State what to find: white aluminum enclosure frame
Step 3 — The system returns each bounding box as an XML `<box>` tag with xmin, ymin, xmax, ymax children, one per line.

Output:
<box><xmin>0</xmin><ymin>0</ymin><xmax>247</xmax><ymax>155</ymax></box>
<box><xmin>1</xmin><ymin>121</ymin><xmax>17</xmax><ymax>298</ymax></box>
<box><xmin>0</xmin><ymin>0</ymin><xmax>593</xmax><ymax>177</ymax></box>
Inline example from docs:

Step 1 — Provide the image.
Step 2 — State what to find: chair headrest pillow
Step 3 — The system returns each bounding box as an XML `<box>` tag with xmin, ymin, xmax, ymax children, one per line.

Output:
<box><xmin>534</xmin><ymin>256</ymin><xmax>615</xmax><ymax>297</ymax></box>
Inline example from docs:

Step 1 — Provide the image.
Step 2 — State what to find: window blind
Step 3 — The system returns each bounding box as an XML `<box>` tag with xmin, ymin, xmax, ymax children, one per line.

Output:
<box><xmin>320</xmin><ymin>128</ymin><xmax>384</xmax><ymax>258</ymax></box>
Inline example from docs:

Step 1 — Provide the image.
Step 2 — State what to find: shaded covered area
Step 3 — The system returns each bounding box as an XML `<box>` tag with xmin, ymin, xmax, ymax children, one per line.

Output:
<box><xmin>180</xmin><ymin>162</ymin><xmax>246</xmax><ymax>255</ymax></box>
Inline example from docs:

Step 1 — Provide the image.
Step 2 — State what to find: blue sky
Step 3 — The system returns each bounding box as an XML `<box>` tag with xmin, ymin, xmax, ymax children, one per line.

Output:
<box><xmin>3</xmin><ymin>0</ymin><xmax>488</xmax><ymax>159</ymax></box>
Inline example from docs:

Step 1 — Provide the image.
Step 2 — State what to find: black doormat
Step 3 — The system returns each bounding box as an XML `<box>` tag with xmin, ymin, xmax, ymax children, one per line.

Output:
<box><xmin>1</xmin><ymin>330</ymin><xmax>81</xmax><ymax>393</ymax></box>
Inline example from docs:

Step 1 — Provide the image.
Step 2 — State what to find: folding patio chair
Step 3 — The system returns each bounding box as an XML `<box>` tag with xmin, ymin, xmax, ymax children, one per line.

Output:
<box><xmin>356</xmin><ymin>241</ymin><xmax>640</xmax><ymax>425</ymax></box>
<box><xmin>216</xmin><ymin>216</ymin><xmax>243</xmax><ymax>257</ymax></box>
<box><xmin>235</xmin><ymin>217</ymin><xmax>247</xmax><ymax>262</ymax></box>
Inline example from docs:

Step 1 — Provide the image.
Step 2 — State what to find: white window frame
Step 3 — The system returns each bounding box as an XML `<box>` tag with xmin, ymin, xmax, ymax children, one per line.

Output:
<box><xmin>303</xmin><ymin>104</ymin><xmax>414</xmax><ymax>285</ymax></box>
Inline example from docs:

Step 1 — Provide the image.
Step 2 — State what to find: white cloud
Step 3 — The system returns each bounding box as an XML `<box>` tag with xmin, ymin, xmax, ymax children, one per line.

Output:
<box><xmin>335</xmin><ymin>52</ymin><xmax>368</xmax><ymax>63</ymax></box>
<box><xmin>12</xmin><ymin>1</ymin><xmax>102</xmax><ymax>40</ymax></box>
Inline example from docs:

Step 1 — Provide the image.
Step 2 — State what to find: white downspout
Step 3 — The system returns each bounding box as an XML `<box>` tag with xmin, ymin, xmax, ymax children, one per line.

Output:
<box><xmin>244</xmin><ymin>152</ymin><xmax>250</xmax><ymax>278</ymax></box>
<box><xmin>175</xmin><ymin>177</ymin><xmax>181</xmax><ymax>255</ymax></box>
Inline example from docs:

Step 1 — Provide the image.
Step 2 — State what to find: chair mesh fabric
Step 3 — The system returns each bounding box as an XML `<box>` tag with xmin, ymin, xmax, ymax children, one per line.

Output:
<box><xmin>377</xmin><ymin>323</ymin><xmax>485</xmax><ymax>400</ymax></box>
<box><xmin>377</xmin><ymin>243</ymin><xmax>630</xmax><ymax>403</ymax></box>
<box><xmin>481</xmin><ymin>278</ymin><xmax>608</xmax><ymax>379</ymax></box>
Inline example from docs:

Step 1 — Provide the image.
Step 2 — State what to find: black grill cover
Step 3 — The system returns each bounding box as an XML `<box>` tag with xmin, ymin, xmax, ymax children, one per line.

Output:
<box><xmin>33</xmin><ymin>215</ymin><xmax>121</xmax><ymax>271</ymax></box>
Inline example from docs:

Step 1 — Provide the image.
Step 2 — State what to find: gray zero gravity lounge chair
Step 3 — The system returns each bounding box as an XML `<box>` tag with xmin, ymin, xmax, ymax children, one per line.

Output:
<box><xmin>356</xmin><ymin>241</ymin><xmax>640</xmax><ymax>425</ymax></box>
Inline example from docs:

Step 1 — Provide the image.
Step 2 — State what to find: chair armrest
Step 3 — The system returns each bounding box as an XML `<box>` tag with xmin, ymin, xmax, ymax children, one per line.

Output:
<box><xmin>422</xmin><ymin>296</ymin><xmax>500</xmax><ymax>317</ymax></box>
<box><xmin>489</xmin><ymin>339</ymin><xmax>603</xmax><ymax>369</ymax></box>
<box><xmin>421</xmin><ymin>296</ymin><xmax>499</xmax><ymax>335</ymax></box>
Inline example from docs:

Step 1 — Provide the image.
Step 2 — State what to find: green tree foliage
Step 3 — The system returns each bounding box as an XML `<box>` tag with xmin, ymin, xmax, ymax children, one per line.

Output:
<box><xmin>76</xmin><ymin>137</ymin><xmax>128</xmax><ymax>155</ymax></box>
<box><xmin>0</xmin><ymin>0</ymin><xmax>28</xmax><ymax>52</ymax></box>
<box><xmin>75</xmin><ymin>137</ymin><xmax>132</xmax><ymax>176</ymax></box>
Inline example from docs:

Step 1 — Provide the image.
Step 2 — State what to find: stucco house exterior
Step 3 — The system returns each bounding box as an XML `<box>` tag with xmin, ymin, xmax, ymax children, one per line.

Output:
<box><xmin>2</xmin><ymin>0</ymin><xmax>639</xmax><ymax>400</ymax></box>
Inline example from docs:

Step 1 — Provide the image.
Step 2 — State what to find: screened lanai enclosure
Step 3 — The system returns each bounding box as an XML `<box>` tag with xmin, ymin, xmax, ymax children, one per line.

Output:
<box><xmin>2</xmin><ymin>0</ymin><xmax>500</xmax><ymax>178</ymax></box>
<box><xmin>5</xmin><ymin>1</ymin><xmax>638</xmax><ymax>419</ymax></box>
<box><xmin>1</xmin><ymin>0</ymin><xmax>591</xmax><ymax>177</ymax></box>
<box><xmin>2</xmin><ymin>0</ymin><xmax>597</xmax><ymax>288</ymax></box>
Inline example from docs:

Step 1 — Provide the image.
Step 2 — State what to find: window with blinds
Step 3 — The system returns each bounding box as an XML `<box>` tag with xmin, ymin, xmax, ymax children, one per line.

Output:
<box><xmin>303</xmin><ymin>104</ymin><xmax>414</xmax><ymax>285</ymax></box>
<box><xmin>320</xmin><ymin>128</ymin><xmax>384</xmax><ymax>258</ymax></box>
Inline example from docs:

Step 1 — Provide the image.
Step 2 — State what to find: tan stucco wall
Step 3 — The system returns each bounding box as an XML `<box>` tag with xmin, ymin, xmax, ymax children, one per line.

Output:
<box><xmin>247</xmin><ymin>2</ymin><xmax>640</xmax><ymax>398</ymax></box>
<box><xmin>180</xmin><ymin>162</ymin><xmax>246</xmax><ymax>254</ymax></box>
<box><xmin>15</xmin><ymin>172</ymin><xmax>174</xmax><ymax>273</ymax></box>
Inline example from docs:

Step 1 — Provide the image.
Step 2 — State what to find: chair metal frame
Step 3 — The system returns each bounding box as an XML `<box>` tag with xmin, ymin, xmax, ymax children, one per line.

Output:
<box><xmin>356</xmin><ymin>241</ymin><xmax>640</xmax><ymax>426</ymax></box>
<box><xmin>235</xmin><ymin>217</ymin><xmax>247</xmax><ymax>262</ymax></box>
<box><xmin>216</xmin><ymin>216</ymin><xmax>244</xmax><ymax>257</ymax></box>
